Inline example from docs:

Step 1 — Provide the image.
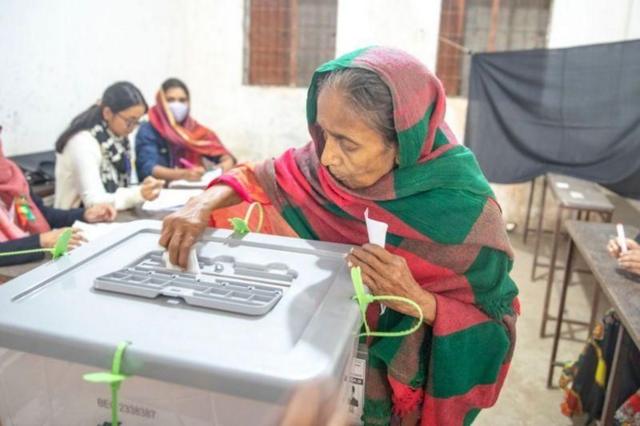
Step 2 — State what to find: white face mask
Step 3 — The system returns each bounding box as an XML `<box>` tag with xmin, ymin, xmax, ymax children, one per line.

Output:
<box><xmin>168</xmin><ymin>101</ymin><xmax>189</xmax><ymax>123</ymax></box>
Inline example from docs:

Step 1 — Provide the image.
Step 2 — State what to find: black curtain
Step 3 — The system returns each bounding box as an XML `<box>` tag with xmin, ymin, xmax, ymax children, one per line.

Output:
<box><xmin>464</xmin><ymin>39</ymin><xmax>640</xmax><ymax>199</ymax></box>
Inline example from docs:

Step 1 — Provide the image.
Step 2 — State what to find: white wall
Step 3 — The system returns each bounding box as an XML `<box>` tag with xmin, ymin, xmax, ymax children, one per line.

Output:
<box><xmin>0</xmin><ymin>0</ymin><xmax>441</xmax><ymax>160</ymax></box>
<box><xmin>0</xmin><ymin>0</ymin><xmax>188</xmax><ymax>156</ymax></box>
<box><xmin>336</xmin><ymin>0</ymin><xmax>441</xmax><ymax>71</ymax></box>
<box><xmin>548</xmin><ymin>0</ymin><xmax>640</xmax><ymax>48</ymax></box>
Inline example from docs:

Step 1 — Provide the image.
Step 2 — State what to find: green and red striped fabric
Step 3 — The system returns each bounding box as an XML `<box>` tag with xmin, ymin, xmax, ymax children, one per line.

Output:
<box><xmin>219</xmin><ymin>46</ymin><xmax>519</xmax><ymax>425</ymax></box>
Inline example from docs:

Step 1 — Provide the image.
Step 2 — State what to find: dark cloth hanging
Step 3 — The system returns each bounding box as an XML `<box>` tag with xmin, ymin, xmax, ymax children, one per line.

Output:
<box><xmin>464</xmin><ymin>39</ymin><xmax>640</xmax><ymax>199</ymax></box>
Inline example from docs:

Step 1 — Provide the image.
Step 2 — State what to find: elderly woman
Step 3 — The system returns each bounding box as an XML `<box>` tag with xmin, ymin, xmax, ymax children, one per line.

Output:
<box><xmin>159</xmin><ymin>47</ymin><xmax>518</xmax><ymax>425</ymax></box>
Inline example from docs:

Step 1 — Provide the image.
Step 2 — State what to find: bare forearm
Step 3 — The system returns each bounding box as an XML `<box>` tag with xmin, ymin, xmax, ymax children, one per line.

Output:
<box><xmin>152</xmin><ymin>165</ymin><xmax>184</xmax><ymax>182</ymax></box>
<box><xmin>190</xmin><ymin>184</ymin><xmax>242</xmax><ymax>215</ymax></box>
<box><xmin>384</xmin><ymin>288</ymin><xmax>437</xmax><ymax>325</ymax></box>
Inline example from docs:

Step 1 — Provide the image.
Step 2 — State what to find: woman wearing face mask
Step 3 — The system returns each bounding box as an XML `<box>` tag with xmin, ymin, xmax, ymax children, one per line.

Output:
<box><xmin>54</xmin><ymin>82</ymin><xmax>164</xmax><ymax>211</ymax></box>
<box><xmin>135</xmin><ymin>78</ymin><xmax>235</xmax><ymax>183</ymax></box>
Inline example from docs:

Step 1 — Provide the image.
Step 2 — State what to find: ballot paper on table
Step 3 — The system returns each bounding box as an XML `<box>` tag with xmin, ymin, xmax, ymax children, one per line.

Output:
<box><xmin>162</xmin><ymin>248</ymin><xmax>201</xmax><ymax>275</ymax></box>
<box><xmin>168</xmin><ymin>169</ymin><xmax>223</xmax><ymax>189</ymax></box>
<box><xmin>142</xmin><ymin>189</ymin><xmax>203</xmax><ymax>212</ymax></box>
<box><xmin>364</xmin><ymin>208</ymin><xmax>388</xmax><ymax>247</ymax></box>
<box><xmin>72</xmin><ymin>220</ymin><xmax>124</xmax><ymax>242</ymax></box>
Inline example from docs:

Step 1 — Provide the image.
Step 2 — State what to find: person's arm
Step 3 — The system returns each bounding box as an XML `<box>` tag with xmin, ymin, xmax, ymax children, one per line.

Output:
<box><xmin>135</xmin><ymin>123</ymin><xmax>168</xmax><ymax>181</ymax></box>
<box><xmin>68</xmin><ymin>133</ymin><xmax>144</xmax><ymax>210</ymax></box>
<box><xmin>135</xmin><ymin>123</ymin><xmax>201</xmax><ymax>182</ymax></box>
<box><xmin>159</xmin><ymin>163</ymin><xmax>270</xmax><ymax>267</ymax></box>
<box><xmin>152</xmin><ymin>165</ymin><xmax>204</xmax><ymax>182</ymax></box>
<box><xmin>31</xmin><ymin>190</ymin><xmax>84</xmax><ymax>228</ymax></box>
<box><xmin>0</xmin><ymin>235</ymin><xmax>44</xmax><ymax>266</ymax></box>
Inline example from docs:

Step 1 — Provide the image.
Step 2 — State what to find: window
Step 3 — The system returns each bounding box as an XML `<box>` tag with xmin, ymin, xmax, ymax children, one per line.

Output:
<box><xmin>436</xmin><ymin>0</ymin><xmax>551</xmax><ymax>96</ymax></box>
<box><xmin>244</xmin><ymin>0</ymin><xmax>338</xmax><ymax>87</ymax></box>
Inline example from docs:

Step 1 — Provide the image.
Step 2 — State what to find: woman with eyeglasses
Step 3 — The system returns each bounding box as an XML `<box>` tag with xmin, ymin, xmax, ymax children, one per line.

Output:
<box><xmin>54</xmin><ymin>82</ymin><xmax>164</xmax><ymax>210</ymax></box>
<box><xmin>135</xmin><ymin>78</ymin><xmax>235</xmax><ymax>183</ymax></box>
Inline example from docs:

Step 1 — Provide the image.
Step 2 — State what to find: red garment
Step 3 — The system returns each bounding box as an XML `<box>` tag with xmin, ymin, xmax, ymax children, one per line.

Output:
<box><xmin>0</xmin><ymin>132</ymin><xmax>50</xmax><ymax>242</ymax></box>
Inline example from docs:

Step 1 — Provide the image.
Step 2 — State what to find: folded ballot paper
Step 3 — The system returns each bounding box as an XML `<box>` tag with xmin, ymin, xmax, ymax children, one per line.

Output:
<box><xmin>364</xmin><ymin>208</ymin><xmax>388</xmax><ymax>315</ymax></box>
<box><xmin>364</xmin><ymin>208</ymin><xmax>388</xmax><ymax>247</ymax></box>
<box><xmin>162</xmin><ymin>248</ymin><xmax>201</xmax><ymax>275</ymax></box>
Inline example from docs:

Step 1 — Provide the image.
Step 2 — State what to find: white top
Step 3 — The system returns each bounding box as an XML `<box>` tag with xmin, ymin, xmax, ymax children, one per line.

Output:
<box><xmin>54</xmin><ymin>130</ymin><xmax>143</xmax><ymax>210</ymax></box>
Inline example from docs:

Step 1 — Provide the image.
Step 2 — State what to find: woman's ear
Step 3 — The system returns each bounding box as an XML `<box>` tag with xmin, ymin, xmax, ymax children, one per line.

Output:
<box><xmin>102</xmin><ymin>106</ymin><xmax>113</xmax><ymax>123</ymax></box>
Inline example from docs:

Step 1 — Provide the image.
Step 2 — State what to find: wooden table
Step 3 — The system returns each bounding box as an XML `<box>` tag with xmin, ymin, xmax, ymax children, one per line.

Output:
<box><xmin>547</xmin><ymin>221</ymin><xmax>640</xmax><ymax>425</ymax></box>
<box><xmin>535</xmin><ymin>173</ymin><xmax>615</xmax><ymax>338</ymax></box>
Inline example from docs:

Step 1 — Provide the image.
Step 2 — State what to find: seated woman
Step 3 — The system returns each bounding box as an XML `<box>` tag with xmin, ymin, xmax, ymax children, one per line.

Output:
<box><xmin>54</xmin><ymin>82</ymin><xmax>164</xmax><ymax>211</ymax></box>
<box><xmin>1</xmin><ymin>133</ymin><xmax>115</xmax><ymax>267</ymax></box>
<box><xmin>135</xmin><ymin>78</ymin><xmax>235</xmax><ymax>183</ymax></box>
<box><xmin>159</xmin><ymin>47</ymin><xmax>519</xmax><ymax>425</ymax></box>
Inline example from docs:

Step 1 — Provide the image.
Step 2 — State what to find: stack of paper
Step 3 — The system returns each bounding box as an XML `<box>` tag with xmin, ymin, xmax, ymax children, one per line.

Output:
<box><xmin>168</xmin><ymin>169</ymin><xmax>222</xmax><ymax>189</ymax></box>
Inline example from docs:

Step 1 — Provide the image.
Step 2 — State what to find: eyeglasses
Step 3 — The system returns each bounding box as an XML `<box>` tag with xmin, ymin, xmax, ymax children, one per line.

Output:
<box><xmin>116</xmin><ymin>113</ymin><xmax>141</xmax><ymax>130</ymax></box>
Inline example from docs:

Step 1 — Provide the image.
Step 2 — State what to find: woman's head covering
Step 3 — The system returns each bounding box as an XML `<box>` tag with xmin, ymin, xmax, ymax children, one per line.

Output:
<box><xmin>148</xmin><ymin>90</ymin><xmax>232</xmax><ymax>165</ymax></box>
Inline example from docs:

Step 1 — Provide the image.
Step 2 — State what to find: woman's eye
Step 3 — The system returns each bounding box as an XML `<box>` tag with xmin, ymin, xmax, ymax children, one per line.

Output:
<box><xmin>341</xmin><ymin>141</ymin><xmax>358</xmax><ymax>153</ymax></box>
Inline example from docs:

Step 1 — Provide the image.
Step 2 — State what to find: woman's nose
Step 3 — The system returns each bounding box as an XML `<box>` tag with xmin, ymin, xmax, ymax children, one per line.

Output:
<box><xmin>321</xmin><ymin>138</ymin><xmax>340</xmax><ymax>167</ymax></box>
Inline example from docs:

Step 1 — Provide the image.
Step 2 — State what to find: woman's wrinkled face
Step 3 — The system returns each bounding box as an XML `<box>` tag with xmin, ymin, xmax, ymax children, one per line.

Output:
<box><xmin>103</xmin><ymin>104</ymin><xmax>145</xmax><ymax>137</ymax></box>
<box><xmin>317</xmin><ymin>87</ymin><xmax>397</xmax><ymax>189</ymax></box>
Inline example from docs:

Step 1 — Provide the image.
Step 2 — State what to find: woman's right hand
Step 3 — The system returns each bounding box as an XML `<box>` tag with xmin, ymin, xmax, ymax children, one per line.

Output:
<box><xmin>39</xmin><ymin>227</ymin><xmax>86</xmax><ymax>250</ymax></box>
<box><xmin>159</xmin><ymin>184</ymin><xmax>242</xmax><ymax>268</ymax></box>
<box><xmin>159</xmin><ymin>196</ymin><xmax>212</xmax><ymax>267</ymax></box>
<box><xmin>607</xmin><ymin>238</ymin><xmax>640</xmax><ymax>259</ymax></box>
<box><xmin>181</xmin><ymin>167</ymin><xmax>205</xmax><ymax>181</ymax></box>
<box><xmin>140</xmin><ymin>176</ymin><xmax>165</xmax><ymax>201</ymax></box>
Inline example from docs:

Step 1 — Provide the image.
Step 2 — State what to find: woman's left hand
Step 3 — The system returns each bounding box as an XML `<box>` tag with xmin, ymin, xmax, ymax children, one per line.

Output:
<box><xmin>347</xmin><ymin>244</ymin><xmax>420</xmax><ymax>298</ymax></box>
<box><xmin>83</xmin><ymin>204</ymin><xmax>117</xmax><ymax>223</ymax></box>
<box><xmin>347</xmin><ymin>244</ymin><xmax>436</xmax><ymax>322</ymax></box>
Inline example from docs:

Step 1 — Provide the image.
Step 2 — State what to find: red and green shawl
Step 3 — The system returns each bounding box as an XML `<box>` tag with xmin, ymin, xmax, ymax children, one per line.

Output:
<box><xmin>211</xmin><ymin>46</ymin><xmax>519</xmax><ymax>425</ymax></box>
